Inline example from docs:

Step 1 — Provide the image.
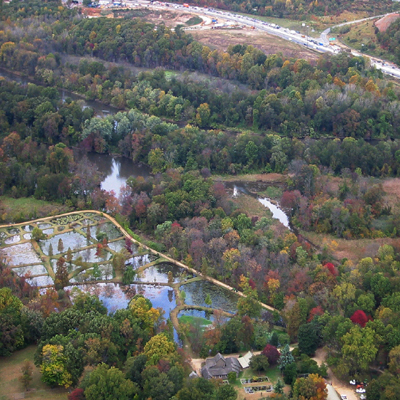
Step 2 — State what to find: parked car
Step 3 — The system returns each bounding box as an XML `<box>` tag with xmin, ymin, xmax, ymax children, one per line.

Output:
<box><xmin>341</xmin><ymin>395</ymin><xmax>348</xmax><ymax>400</ymax></box>
<box><xmin>360</xmin><ymin>395</ymin><xmax>366</xmax><ymax>400</ymax></box>
<box><xmin>356</xmin><ymin>388</ymin><xmax>366</xmax><ymax>393</ymax></box>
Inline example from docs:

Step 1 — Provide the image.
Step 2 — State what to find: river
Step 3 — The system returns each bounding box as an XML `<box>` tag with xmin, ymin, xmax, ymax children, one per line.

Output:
<box><xmin>0</xmin><ymin>68</ymin><xmax>118</xmax><ymax>118</ymax></box>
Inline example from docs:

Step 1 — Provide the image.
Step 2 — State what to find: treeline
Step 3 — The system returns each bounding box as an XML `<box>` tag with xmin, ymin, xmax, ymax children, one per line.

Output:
<box><xmin>3</xmin><ymin>4</ymin><xmax>400</xmax><ymax>140</ymax></box>
<box><xmin>377</xmin><ymin>19</ymin><xmax>400</xmax><ymax>66</ymax></box>
<box><xmin>168</xmin><ymin>0</ymin><xmax>393</xmax><ymax>19</ymax></box>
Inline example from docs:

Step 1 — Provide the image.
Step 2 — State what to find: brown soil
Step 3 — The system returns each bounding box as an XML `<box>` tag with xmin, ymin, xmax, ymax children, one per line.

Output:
<box><xmin>375</xmin><ymin>13</ymin><xmax>400</xmax><ymax>32</ymax></box>
<box><xmin>191</xmin><ymin>29</ymin><xmax>320</xmax><ymax>61</ymax></box>
<box><xmin>134</xmin><ymin>9</ymin><xmax>201</xmax><ymax>27</ymax></box>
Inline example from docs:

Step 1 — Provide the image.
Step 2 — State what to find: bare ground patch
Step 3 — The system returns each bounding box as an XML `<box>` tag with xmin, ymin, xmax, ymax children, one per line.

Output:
<box><xmin>191</xmin><ymin>29</ymin><xmax>320</xmax><ymax>61</ymax></box>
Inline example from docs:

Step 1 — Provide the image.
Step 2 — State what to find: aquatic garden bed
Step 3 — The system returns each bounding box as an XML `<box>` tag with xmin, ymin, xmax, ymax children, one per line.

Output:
<box><xmin>136</xmin><ymin>263</ymin><xmax>194</xmax><ymax>283</ymax></box>
<box><xmin>180</xmin><ymin>280</ymin><xmax>239</xmax><ymax>314</ymax></box>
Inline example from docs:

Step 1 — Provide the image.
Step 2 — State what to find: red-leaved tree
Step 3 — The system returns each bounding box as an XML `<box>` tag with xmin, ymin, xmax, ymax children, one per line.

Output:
<box><xmin>262</xmin><ymin>344</ymin><xmax>280</xmax><ymax>365</ymax></box>
<box><xmin>308</xmin><ymin>306</ymin><xmax>324</xmax><ymax>322</ymax></box>
<box><xmin>350</xmin><ymin>310</ymin><xmax>369</xmax><ymax>328</ymax></box>
<box><xmin>68</xmin><ymin>388</ymin><xmax>85</xmax><ymax>400</ymax></box>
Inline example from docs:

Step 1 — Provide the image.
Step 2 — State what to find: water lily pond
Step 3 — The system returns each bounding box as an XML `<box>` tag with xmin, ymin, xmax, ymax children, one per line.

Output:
<box><xmin>0</xmin><ymin>212</ymin><xmax>241</xmax><ymax>347</ymax></box>
<box><xmin>180</xmin><ymin>280</ymin><xmax>239</xmax><ymax>314</ymax></box>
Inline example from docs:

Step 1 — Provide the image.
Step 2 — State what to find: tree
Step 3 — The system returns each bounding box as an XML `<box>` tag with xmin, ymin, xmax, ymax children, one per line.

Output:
<box><xmin>57</xmin><ymin>238</ymin><xmax>64</xmax><ymax>253</ymax></box>
<box><xmin>216</xmin><ymin>384</ymin><xmax>237</xmax><ymax>400</ymax></box>
<box><xmin>40</xmin><ymin>344</ymin><xmax>72</xmax><ymax>388</ymax></box>
<box><xmin>237</xmin><ymin>275</ymin><xmax>261</xmax><ymax>318</ymax></box>
<box><xmin>340</xmin><ymin>326</ymin><xmax>378</xmax><ymax>377</ymax></box>
<box><xmin>130</xmin><ymin>296</ymin><xmax>160</xmax><ymax>334</ymax></box>
<box><xmin>249</xmin><ymin>354</ymin><xmax>269</xmax><ymax>372</ymax></box>
<box><xmin>279</xmin><ymin>344</ymin><xmax>295</xmax><ymax>370</ymax></box>
<box><xmin>55</xmin><ymin>257</ymin><xmax>69</xmax><ymax>290</ymax></box>
<box><xmin>227</xmin><ymin>371</ymin><xmax>237</xmax><ymax>384</ymax></box>
<box><xmin>195</xmin><ymin>103</ymin><xmax>211</xmax><ymax>128</ymax></box>
<box><xmin>19</xmin><ymin>359</ymin><xmax>33</xmax><ymax>391</ymax></box>
<box><xmin>293</xmin><ymin>374</ymin><xmax>327</xmax><ymax>400</ymax></box>
<box><xmin>274</xmin><ymin>379</ymin><xmax>285</xmax><ymax>394</ymax></box>
<box><xmin>205</xmin><ymin>294</ymin><xmax>212</xmax><ymax>307</ymax></box>
<box><xmin>262</xmin><ymin>344</ymin><xmax>280</xmax><ymax>365</ymax></box>
<box><xmin>350</xmin><ymin>310</ymin><xmax>369</xmax><ymax>328</ymax></box>
<box><xmin>388</xmin><ymin>345</ymin><xmax>400</xmax><ymax>374</ymax></box>
<box><xmin>68</xmin><ymin>388</ymin><xmax>85</xmax><ymax>400</ymax></box>
<box><xmin>298</xmin><ymin>322</ymin><xmax>321</xmax><ymax>356</ymax></box>
<box><xmin>32</xmin><ymin>227</ymin><xmax>46</xmax><ymax>241</ymax></box>
<box><xmin>82</xmin><ymin>363</ymin><xmax>137</xmax><ymax>400</ymax></box>
<box><xmin>283</xmin><ymin>362</ymin><xmax>297</xmax><ymax>385</ymax></box>
<box><xmin>143</xmin><ymin>334</ymin><xmax>176</xmax><ymax>365</ymax></box>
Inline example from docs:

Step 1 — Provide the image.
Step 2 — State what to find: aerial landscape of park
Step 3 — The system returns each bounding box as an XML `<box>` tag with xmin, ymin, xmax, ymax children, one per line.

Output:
<box><xmin>3</xmin><ymin>0</ymin><xmax>400</xmax><ymax>399</ymax></box>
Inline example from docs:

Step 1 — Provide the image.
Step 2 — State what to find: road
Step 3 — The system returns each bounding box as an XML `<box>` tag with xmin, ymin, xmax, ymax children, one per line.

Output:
<box><xmin>121</xmin><ymin>0</ymin><xmax>400</xmax><ymax>80</ymax></box>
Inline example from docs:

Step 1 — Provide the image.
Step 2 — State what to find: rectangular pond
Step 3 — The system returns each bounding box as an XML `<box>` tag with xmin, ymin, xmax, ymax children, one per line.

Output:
<box><xmin>66</xmin><ymin>283</ymin><xmax>177</xmax><ymax>316</ymax></box>
<box><xmin>180</xmin><ymin>280</ymin><xmax>238</xmax><ymax>314</ymax></box>
<box><xmin>0</xmin><ymin>242</ymin><xmax>42</xmax><ymax>266</ymax></box>
<box><xmin>136</xmin><ymin>263</ymin><xmax>195</xmax><ymax>284</ymax></box>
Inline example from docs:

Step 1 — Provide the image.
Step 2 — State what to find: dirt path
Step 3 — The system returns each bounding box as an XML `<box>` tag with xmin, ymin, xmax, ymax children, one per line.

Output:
<box><xmin>313</xmin><ymin>348</ymin><xmax>358</xmax><ymax>400</ymax></box>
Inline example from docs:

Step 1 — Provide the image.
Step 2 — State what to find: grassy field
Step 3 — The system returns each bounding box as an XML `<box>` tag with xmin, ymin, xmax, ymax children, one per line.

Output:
<box><xmin>0</xmin><ymin>346</ymin><xmax>68</xmax><ymax>400</ymax></box>
<box><xmin>0</xmin><ymin>196</ymin><xmax>71</xmax><ymax>223</ymax></box>
<box><xmin>179</xmin><ymin>315</ymin><xmax>213</xmax><ymax>326</ymax></box>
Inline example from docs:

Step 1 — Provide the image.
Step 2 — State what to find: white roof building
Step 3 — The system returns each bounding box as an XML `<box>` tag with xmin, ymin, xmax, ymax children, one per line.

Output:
<box><xmin>238</xmin><ymin>351</ymin><xmax>253</xmax><ymax>369</ymax></box>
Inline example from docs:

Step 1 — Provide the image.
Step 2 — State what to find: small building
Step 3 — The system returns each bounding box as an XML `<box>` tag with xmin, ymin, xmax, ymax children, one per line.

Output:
<box><xmin>238</xmin><ymin>351</ymin><xmax>253</xmax><ymax>369</ymax></box>
<box><xmin>201</xmin><ymin>353</ymin><xmax>241</xmax><ymax>380</ymax></box>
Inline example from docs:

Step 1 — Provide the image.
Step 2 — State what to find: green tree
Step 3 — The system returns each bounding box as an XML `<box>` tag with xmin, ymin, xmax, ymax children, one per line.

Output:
<box><xmin>82</xmin><ymin>363</ymin><xmax>138</xmax><ymax>400</ymax></box>
<box><xmin>278</xmin><ymin>344</ymin><xmax>295</xmax><ymax>370</ymax></box>
<box><xmin>195</xmin><ymin>103</ymin><xmax>211</xmax><ymax>128</ymax></box>
<box><xmin>143</xmin><ymin>334</ymin><xmax>176</xmax><ymax>365</ymax></box>
<box><xmin>205</xmin><ymin>294</ymin><xmax>212</xmax><ymax>307</ymax></box>
<box><xmin>339</xmin><ymin>325</ymin><xmax>379</xmax><ymax>377</ymax></box>
<box><xmin>298</xmin><ymin>322</ymin><xmax>322</xmax><ymax>356</ymax></box>
<box><xmin>274</xmin><ymin>379</ymin><xmax>285</xmax><ymax>394</ymax></box>
<box><xmin>40</xmin><ymin>344</ymin><xmax>72</xmax><ymax>388</ymax></box>
<box><xmin>249</xmin><ymin>354</ymin><xmax>269</xmax><ymax>372</ymax></box>
<box><xmin>216</xmin><ymin>384</ymin><xmax>237</xmax><ymax>400</ymax></box>
<box><xmin>32</xmin><ymin>227</ymin><xmax>46</xmax><ymax>241</ymax></box>
<box><xmin>19</xmin><ymin>359</ymin><xmax>33</xmax><ymax>391</ymax></box>
<box><xmin>227</xmin><ymin>371</ymin><xmax>237</xmax><ymax>384</ymax></box>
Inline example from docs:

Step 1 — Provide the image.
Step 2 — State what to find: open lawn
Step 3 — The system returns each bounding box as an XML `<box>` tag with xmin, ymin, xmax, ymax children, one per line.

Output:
<box><xmin>179</xmin><ymin>315</ymin><xmax>212</xmax><ymax>326</ymax></box>
<box><xmin>0</xmin><ymin>346</ymin><xmax>68</xmax><ymax>400</ymax></box>
<box><xmin>0</xmin><ymin>196</ymin><xmax>71</xmax><ymax>224</ymax></box>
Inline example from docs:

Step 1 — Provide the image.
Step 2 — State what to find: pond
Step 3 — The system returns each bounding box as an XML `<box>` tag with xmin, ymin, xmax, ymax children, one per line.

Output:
<box><xmin>12</xmin><ymin>264</ymin><xmax>48</xmax><ymax>276</ymax></box>
<box><xmin>136</xmin><ymin>263</ymin><xmax>194</xmax><ymax>284</ymax></box>
<box><xmin>27</xmin><ymin>275</ymin><xmax>54</xmax><ymax>287</ymax></box>
<box><xmin>0</xmin><ymin>242</ymin><xmax>42</xmax><ymax>265</ymax></box>
<box><xmin>233</xmin><ymin>184</ymin><xmax>290</xmax><ymax>228</ymax></box>
<box><xmin>83</xmin><ymin>153</ymin><xmax>151</xmax><ymax>197</ymax></box>
<box><xmin>180</xmin><ymin>280</ymin><xmax>238</xmax><ymax>314</ymax></box>
<box><xmin>5</xmin><ymin>235</ymin><xmax>21</xmax><ymax>245</ymax></box>
<box><xmin>67</xmin><ymin>283</ymin><xmax>177</xmax><ymax>316</ymax></box>
<box><xmin>126</xmin><ymin>254</ymin><xmax>154</xmax><ymax>269</ymax></box>
<box><xmin>40</xmin><ymin>231</ymin><xmax>87</xmax><ymax>255</ymax></box>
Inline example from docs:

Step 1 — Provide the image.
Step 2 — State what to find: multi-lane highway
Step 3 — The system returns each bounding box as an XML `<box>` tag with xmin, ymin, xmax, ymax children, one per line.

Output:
<box><xmin>122</xmin><ymin>0</ymin><xmax>400</xmax><ymax>79</ymax></box>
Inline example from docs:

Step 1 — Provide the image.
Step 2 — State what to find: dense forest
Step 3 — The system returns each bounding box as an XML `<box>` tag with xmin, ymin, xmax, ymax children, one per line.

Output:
<box><xmin>2</xmin><ymin>0</ymin><xmax>400</xmax><ymax>399</ymax></box>
<box><xmin>377</xmin><ymin>19</ymin><xmax>400</xmax><ymax>66</ymax></box>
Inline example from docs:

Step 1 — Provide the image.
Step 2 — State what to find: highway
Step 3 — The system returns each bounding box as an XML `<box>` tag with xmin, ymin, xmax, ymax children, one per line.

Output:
<box><xmin>122</xmin><ymin>0</ymin><xmax>400</xmax><ymax>80</ymax></box>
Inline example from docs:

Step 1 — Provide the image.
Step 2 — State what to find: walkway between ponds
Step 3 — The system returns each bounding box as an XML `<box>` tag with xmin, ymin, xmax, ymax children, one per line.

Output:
<box><xmin>1</xmin><ymin>210</ymin><xmax>278</xmax><ymax>313</ymax></box>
